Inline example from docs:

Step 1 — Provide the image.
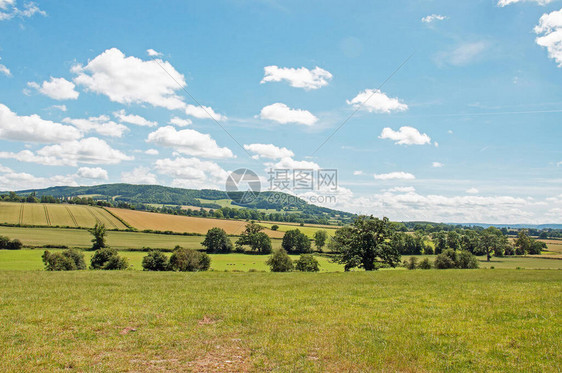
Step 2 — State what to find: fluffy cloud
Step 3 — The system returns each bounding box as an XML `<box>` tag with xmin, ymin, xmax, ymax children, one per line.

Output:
<box><xmin>113</xmin><ymin>109</ymin><xmax>157</xmax><ymax>127</ymax></box>
<box><xmin>0</xmin><ymin>103</ymin><xmax>81</xmax><ymax>143</ymax></box>
<box><xmin>466</xmin><ymin>187</ymin><xmax>479</xmax><ymax>194</ymax></box>
<box><xmin>154</xmin><ymin>157</ymin><xmax>228</xmax><ymax>189</ymax></box>
<box><xmin>73</xmin><ymin>48</ymin><xmax>187</xmax><ymax>110</ymax></box>
<box><xmin>76</xmin><ymin>167</ymin><xmax>108</xmax><ymax>180</ymax></box>
<box><xmin>347</xmin><ymin>89</ymin><xmax>408</xmax><ymax>114</ymax></box>
<box><xmin>259</xmin><ymin>103</ymin><xmax>318</xmax><ymax>125</ymax></box>
<box><xmin>267</xmin><ymin>156</ymin><xmax>320</xmax><ymax>170</ymax></box>
<box><xmin>63</xmin><ymin>115</ymin><xmax>128</xmax><ymax>137</ymax></box>
<box><xmin>0</xmin><ymin>1</ymin><xmax>45</xmax><ymax>21</ymax></box>
<box><xmin>243</xmin><ymin>143</ymin><xmax>294</xmax><ymax>160</ymax></box>
<box><xmin>145</xmin><ymin>148</ymin><xmax>159</xmax><ymax>155</ymax></box>
<box><xmin>422</xmin><ymin>14</ymin><xmax>447</xmax><ymax>23</ymax></box>
<box><xmin>27</xmin><ymin>77</ymin><xmax>79</xmax><ymax>100</ymax></box>
<box><xmin>432</xmin><ymin>162</ymin><xmax>444</xmax><ymax>168</ymax></box>
<box><xmin>379</xmin><ymin>126</ymin><xmax>431</xmax><ymax>145</ymax></box>
<box><xmin>260</xmin><ymin>65</ymin><xmax>332</xmax><ymax>90</ymax></box>
<box><xmin>498</xmin><ymin>0</ymin><xmax>554</xmax><ymax>6</ymax></box>
<box><xmin>121</xmin><ymin>166</ymin><xmax>158</xmax><ymax>184</ymax></box>
<box><xmin>374</xmin><ymin>171</ymin><xmax>416</xmax><ymax>180</ymax></box>
<box><xmin>50</xmin><ymin>105</ymin><xmax>67</xmax><ymax>112</ymax></box>
<box><xmin>0</xmin><ymin>57</ymin><xmax>10</xmax><ymax>76</ymax></box>
<box><xmin>534</xmin><ymin>9</ymin><xmax>562</xmax><ymax>66</ymax></box>
<box><xmin>184</xmin><ymin>104</ymin><xmax>226</xmax><ymax>121</ymax></box>
<box><xmin>0</xmin><ymin>171</ymin><xmax>78</xmax><ymax>191</ymax></box>
<box><xmin>353</xmin><ymin>170</ymin><xmax>363</xmax><ymax>176</ymax></box>
<box><xmin>147</xmin><ymin>126</ymin><xmax>234</xmax><ymax>159</ymax></box>
<box><xmin>0</xmin><ymin>137</ymin><xmax>133</xmax><ymax>166</ymax></box>
<box><xmin>169</xmin><ymin>116</ymin><xmax>192</xmax><ymax>127</ymax></box>
<box><xmin>146</xmin><ymin>49</ymin><xmax>162</xmax><ymax>57</ymax></box>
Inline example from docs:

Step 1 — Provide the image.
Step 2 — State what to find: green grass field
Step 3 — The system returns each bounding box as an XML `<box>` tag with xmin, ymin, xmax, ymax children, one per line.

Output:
<box><xmin>0</xmin><ymin>270</ymin><xmax>559</xmax><ymax>371</ymax></box>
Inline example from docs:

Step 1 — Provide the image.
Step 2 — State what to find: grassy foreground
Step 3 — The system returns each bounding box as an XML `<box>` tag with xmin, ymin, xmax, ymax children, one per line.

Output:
<box><xmin>0</xmin><ymin>270</ymin><xmax>560</xmax><ymax>372</ymax></box>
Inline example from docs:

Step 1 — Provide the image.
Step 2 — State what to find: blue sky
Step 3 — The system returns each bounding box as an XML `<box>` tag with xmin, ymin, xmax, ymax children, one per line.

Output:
<box><xmin>0</xmin><ymin>0</ymin><xmax>561</xmax><ymax>223</ymax></box>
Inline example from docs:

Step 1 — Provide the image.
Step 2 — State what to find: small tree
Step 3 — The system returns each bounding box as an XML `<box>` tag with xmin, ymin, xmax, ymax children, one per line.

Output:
<box><xmin>0</xmin><ymin>236</ymin><xmax>10</xmax><ymax>249</ymax></box>
<box><xmin>295</xmin><ymin>254</ymin><xmax>320</xmax><ymax>272</ymax></box>
<box><xmin>282</xmin><ymin>229</ymin><xmax>312</xmax><ymax>254</ymax></box>
<box><xmin>89</xmin><ymin>222</ymin><xmax>107</xmax><ymax>251</ymax></box>
<box><xmin>236</xmin><ymin>224</ymin><xmax>272</xmax><ymax>254</ymax></box>
<box><xmin>514</xmin><ymin>230</ymin><xmax>532</xmax><ymax>255</ymax></box>
<box><xmin>6</xmin><ymin>239</ymin><xmax>22</xmax><ymax>250</ymax></box>
<box><xmin>271</xmin><ymin>225</ymin><xmax>279</xmax><ymax>231</ymax></box>
<box><xmin>314</xmin><ymin>230</ymin><xmax>328</xmax><ymax>252</ymax></box>
<box><xmin>169</xmin><ymin>247</ymin><xmax>210</xmax><ymax>271</ymax></box>
<box><xmin>418</xmin><ymin>257</ymin><xmax>432</xmax><ymax>269</ymax></box>
<box><xmin>405</xmin><ymin>256</ymin><xmax>418</xmax><ymax>270</ymax></box>
<box><xmin>90</xmin><ymin>248</ymin><xmax>128</xmax><ymax>270</ymax></box>
<box><xmin>202</xmin><ymin>227</ymin><xmax>233</xmax><ymax>253</ymax></box>
<box><xmin>142</xmin><ymin>250</ymin><xmax>169</xmax><ymax>271</ymax></box>
<box><xmin>434</xmin><ymin>249</ymin><xmax>457</xmax><ymax>269</ymax></box>
<box><xmin>267</xmin><ymin>249</ymin><xmax>293</xmax><ymax>272</ymax></box>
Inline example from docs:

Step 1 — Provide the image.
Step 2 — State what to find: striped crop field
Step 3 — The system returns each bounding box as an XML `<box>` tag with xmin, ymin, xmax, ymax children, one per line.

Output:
<box><xmin>0</xmin><ymin>202</ymin><xmax>127</xmax><ymax>229</ymax></box>
<box><xmin>107</xmin><ymin>208</ymin><xmax>285</xmax><ymax>237</ymax></box>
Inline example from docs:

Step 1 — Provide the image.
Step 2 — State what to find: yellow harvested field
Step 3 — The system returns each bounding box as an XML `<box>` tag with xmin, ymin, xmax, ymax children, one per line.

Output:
<box><xmin>0</xmin><ymin>202</ymin><xmax>127</xmax><ymax>229</ymax></box>
<box><xmin>107</xmin><ymin>208</ymin><xmax>285</xmax><ymax>238</ymax></box>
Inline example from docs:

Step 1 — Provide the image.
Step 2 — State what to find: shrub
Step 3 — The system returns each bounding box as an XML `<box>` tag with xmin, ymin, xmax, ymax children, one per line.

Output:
<box><xmin>457</xmin><ymin>250</ymin><xmax>479</xmax><ymax>269</ymax></box>
<box><xmin>271</xmin><ymin>225</ymin><xmax>279</xmax><ymax>231</ymax></box>
<box><xmin>142</xmin><ymin>250</ymin><xmax>169</xmax><ymax>271</ymax></box>
<box><xmin>418</xmin><ymin>257</ymin><xmax>432</xmax><ymax>269</ymax></box>
<box><xmin>202</xmin><ymin>227</ymin><xmax>233</xmax><ymax>253</ymax></box>
<box><xmin>169</xmin><ymin>247</ymin><xmax>210</xmax><ymax>272</ymax></box>
<box><xmin>314</xmin><ymin>230</ymin><xmax>328</xmax><ymax>252</ymax></box>
<box><xmin>434</xmin><ymin>249</ymin><xmax>457</xmax><ymax>269</ymax></box>
<box><xmin>282</xmin><ymin>229</ymin><xmax>312</xmax><ymax>254</ymax></box>
<box><xmin>0</xmin><ymin>236</ymin><xmax>9</xmax><ymax>249</ymax></box>
<box><xmin>295</xmin><ymin>254</ymin><xmax>320</xmax><ymax>272</ymax></box>
<box><xmin>90</xmin><ymin>248</ymin><xmax>129</xmax><ymax>270</ymax></box>
<box><xmin>6</xmin><ymin>239</ymin><xmax>22</xmax><ymax>250</ymax></box>
<box><xmin>405</xmin><ymin>256</ymin><xmax>418</xmax><ymax>270</ymax></box>
<box><xmin>42</xmin><ymin>249</ymin><xmax>86</xmax><ymax>271</ymax></box>
<box><xmin>266</xmin><ymin>249</ymin><xmax>293</xmax><ymax>272</ymax></box>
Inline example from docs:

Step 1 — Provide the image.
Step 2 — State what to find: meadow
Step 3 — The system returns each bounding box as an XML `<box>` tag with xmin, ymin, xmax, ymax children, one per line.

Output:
<box><xmin>0</xmin><ymin>270</ymin><xmax>559</xmax><ymax>372</ymax></box>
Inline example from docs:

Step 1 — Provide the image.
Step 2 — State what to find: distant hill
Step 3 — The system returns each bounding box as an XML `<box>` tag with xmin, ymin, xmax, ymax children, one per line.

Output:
<box><xmin>13</xmin><ymin>183</ymin><xmax>356</xmax><ymax>224</ymax></box>
<box><xmin>459</xmin><ymin>223</ymin><xmax>562</xmax><ymax>230</ymax></box>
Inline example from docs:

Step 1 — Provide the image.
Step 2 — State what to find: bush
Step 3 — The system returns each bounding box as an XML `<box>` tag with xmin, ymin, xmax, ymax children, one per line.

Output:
<box><xmin>282</xmin><ymin>229</ymin><xmax>312</xmax><ymax>254</ymax></box>
<box><xmin>42</xmin><ymin>249</ymin><xmax>86</xmax><ymax>271</ymax></box>
<box><xmin>405</xmin><ymin>256</ymin><xmax>418</xmax><ymax>270</ymax></box>
<box><xmin>434</xmin><ymin>249</ymin><xmax>479</xmax><ymax>269</ymax></box>
<box><xmin>142</xmin><ymin>250</ymin><xmax>169</xmax><ymax>271</ymax></box>
<box><xmin>434</xmin><ymin>249</ymin><xmax>457</xmax><ymax>269</ymax></box>
<box><xmin>6</xmin><ymin>239</ymin><xmax>22</xmax><ymax>250</ymax></box>
<box><xmin>169</xmin><ymin>247</ymin><xmax>210</xmax><ymax>272</ymax></box>
<box><xmin>0</xmin><ymin>236</ymin><xmax>9</xmax><ymax>249</ymax></box>
<box><xmin>295</xmin><ymin>254</ymin><xmax>320</xmax><ymax>272</ymax></box>
<box><xmin>266</xmin><ymin>249</ymin><xmax>293</xmax><ymax>272</ymax></box>
<box><xmin>202</xmin><ymin>227</ymin><xmax>233</xmax><ymax>253</ymax></box>
<box><xmin>457</xmin><ymin>250</ymin><xmax>479</xmax><ymax>269</ymax></box>
<box><xmin>271</xmin><ymin>225</ymin><xmax>279</xmax><ymax>231</ymax></box>
<box><xmin>90</xmin><ymin>248</ymin><xmax>129</xmax><ymax>270</ymax></box>
<box><xmin>418</xmin><ymin>258</ymin><xmax>432</xmax><ymax>269</ymax></box>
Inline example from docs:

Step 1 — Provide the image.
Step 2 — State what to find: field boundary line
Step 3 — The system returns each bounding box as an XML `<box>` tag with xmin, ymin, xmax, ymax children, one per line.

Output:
<box><xmin>18</xmin><ymin>204</ymin><xmax>24</xmax><ymax>225</ymax></box>
<box><xmin>43</xmin><ymin>205</ymin><xmax>51</xmax><ymax>226</ymax></box>
<box><xmin>101</xmin><ymin>207</ymin><xmax>133</xmax><ymax>230</ymax></box>
<box><xmin>91</xmin><ymin>206</ymin><xmax>118</xmax><ymax>229</ymax></box>
<box><xmin>65</xmin><ymin>205</ymin><xmax>78</xmax><ymax>227</ymax></box>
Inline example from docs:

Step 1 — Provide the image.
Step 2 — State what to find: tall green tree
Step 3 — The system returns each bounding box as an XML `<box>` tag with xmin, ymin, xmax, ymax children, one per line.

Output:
<box><xmin>282</xmin><ymin>229</ymin><xmax>312</xmax><ymax>254</ymax></box>
<box><xmin>202</xmin><ymin>227</ymin><xmax>233</xmax><ymax>253</ymax></box>
<box><xmin>330</xmin><ymin>216</ymin><xmax>400</xmax><ymax>271</ymax></box>
<box><xmin>89</xmin><ymin>222</ymin><xmax>107</xmax><ymax>251</ymax></box>
<box><xmin>314</xmin><ymin>230</ymin><xmax>328</xmax><ymax>251</ymax></box>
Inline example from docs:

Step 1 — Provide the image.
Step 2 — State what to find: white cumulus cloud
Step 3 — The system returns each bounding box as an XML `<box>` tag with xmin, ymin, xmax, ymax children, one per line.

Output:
<box><xmin>535</xmin><ymin>8</ymin><xmax>562</xmax><ymax>66</ymax></box>
<box><xmin>145</xmin><ymin>149</ymin><xmax>159</xmax><ymax>155</ymax></box>
<box><xmin>146</xmin><ymin>48</ymin><xmax>162</xmax><ymax>57</ymax></box>
<box><xmin>259</xmin><ymin>103</ymin><xmax>318</xmax><ymax>125</ymax></box>
<box><xmin>28</xmin><ymin>77</ymin><xmax>79</xmax><ymax>100</ymax></box>
<box><xmin>0</xmin><ymin>56</ymin><xmax>10</xmax><ymax>76</ymax></box>
<box><xmin>73</xmin><ymin>48</ymin><xmax>187</xmax><ymax>110</ymax></box>
<box><xmin>147</xmin><ymin>126</ymin><xmax>234</xmax><ymax>159</ymax></box>
<box><xmin>422</xmin><ymin>14</ymin><xmax>447</xmax><ymax>23</ymax></box>
<box><xmin>154</xmin><ymin>157</ymin><xmax>228</xmax><ymax>189</ymax></box>
<box><xmin>169</xmin><ymin>116</ymin><xmax>192</xmax><ymax>127</ymax></box>
<box><xmin>121</xmin><ymin>166</ymin><xmax>158</xmax><ymax>184</ymax></box>
<box><xmin>261</xmin><ymin>65</ymin><xmax>332</xmax><ymax>90</ymax></box>
<box><xmin>466</xmin><ymin>187</ymin><xmax>479</xmax><ymax>194</ymax></box>
<box><xmin>0</xmin><ymin>103</ymin><xmax>81</xmax><ymax>143</ymax></box>
<box><xmin>347</xmin><ymin>89</ymin><xmax>408</xmax><ymax>114</ymax></box>
<box><xmin>63</xmin><ymin>115</ymin><xmax>128</xmax><ymax>138</ymax></box>
<box><xmin>184</xmin><ymin>104</ymin><xmax>226</xmax><ymax>121</ymax></box>
<box><xmin>498</xmin><ymin>0</ymin><xmax>554</xmax><ymax>6</ymax></box>
<box><xmin>353</xmin><ymin>170</ymin><xmax>363</xmax><ymax>176</ymax></box>
<box><xmin>432</xmin><ymin>162</ymin><xmax>444</xmax><ymax>168</ymax></box>
<box><xmin>379</xmin><ymin>126</ymin><xmax>431</xmax><ymax>145</ymax></box>
<box><xmin>374</xmin><ymin>171</ymin><xmax>416</xmax><ymax>180</ymax></box>
<box><xmin>113</xmin><ymin>109</ymin><xmax>157</xmax><ymax>127</ymax></box>
<box><xmin>76</xmin><ymin>167</ymin><xmax>108</xmax><ymax>180</ymax></box>
<box><xmin>243</xmin><ymin>143</ymin><xmax>294</xmax><ymax>160</ymax></box>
